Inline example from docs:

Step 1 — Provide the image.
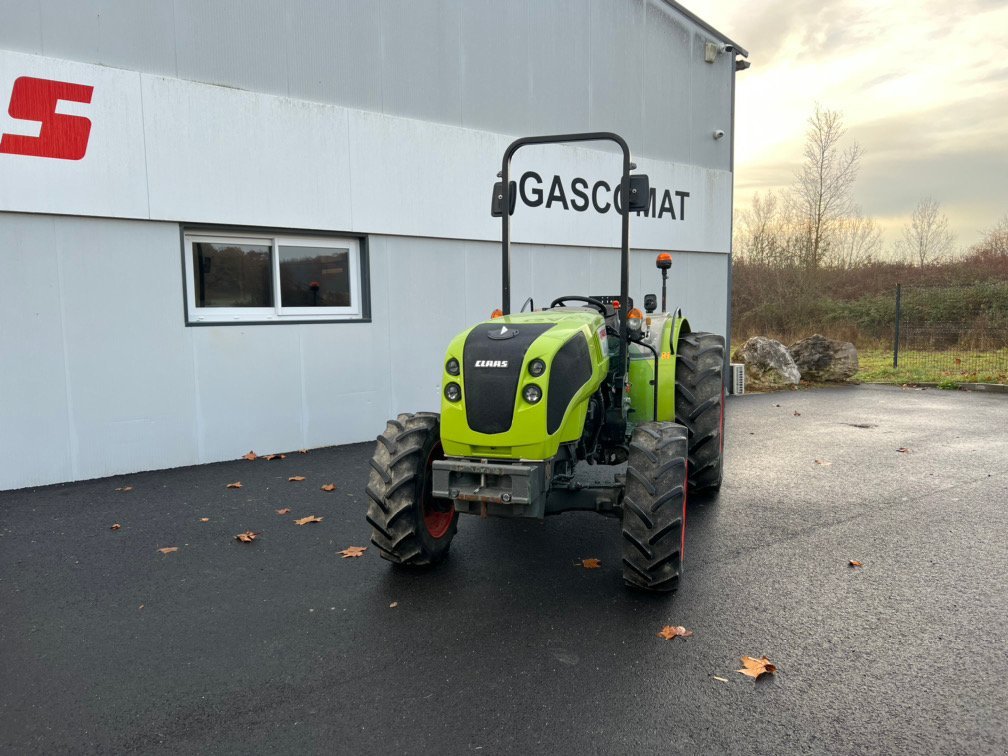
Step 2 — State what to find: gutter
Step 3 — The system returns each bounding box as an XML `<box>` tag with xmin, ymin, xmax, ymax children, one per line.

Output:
<box><xmin>659</xmin><ymin>0</ymin><xmax>750</xmax><ymax>60</ymax></box>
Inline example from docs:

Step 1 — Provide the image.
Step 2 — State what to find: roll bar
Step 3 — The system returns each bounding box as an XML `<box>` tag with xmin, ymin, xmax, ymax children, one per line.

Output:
<box><xmin>498</xmin><ymin>132</ymin><xmax>638</xmax><ymax>383</ymax></box>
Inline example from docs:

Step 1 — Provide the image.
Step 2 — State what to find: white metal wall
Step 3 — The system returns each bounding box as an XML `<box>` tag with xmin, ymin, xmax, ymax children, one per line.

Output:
<box><xmin>0</xmin><ymin>0</ymin><xmax>736</xmax><ymax>170</ymax></box>
<box><xmin>0</xmin><ymin>213</ymin><xmax>726</xmax><ymax>490</ymax></box>
<box><xmin>0</xmin><ymin>0</ymin><xmax>739</xmax><ymax>489</ymax></box>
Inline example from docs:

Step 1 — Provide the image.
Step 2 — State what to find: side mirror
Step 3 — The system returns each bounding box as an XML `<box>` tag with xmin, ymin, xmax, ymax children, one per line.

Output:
<box><xmin>491</xmin><ymin>180</ymin><xmax>517</xmax><ymax>217</ymax></box>
<box><xmin>643</xmin><ymin>294</ymin><xmax>657</xmax><ymax>314</ymax></box>
<box><xmin>624</xmin><ymin>174</ymin><xmax>650</xmax><ymax>212</ymax></box>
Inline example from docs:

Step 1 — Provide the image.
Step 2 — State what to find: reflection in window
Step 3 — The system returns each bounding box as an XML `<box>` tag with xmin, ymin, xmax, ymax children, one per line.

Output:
<box><xmin>279</xmin><ymin>246</ymin><xmax>351</xmax><ymax>307</ymax></box>
<box><xmin>192</xmin><ymin>242</ymin><xmax>272</xmax><ymax>307</ymax></box>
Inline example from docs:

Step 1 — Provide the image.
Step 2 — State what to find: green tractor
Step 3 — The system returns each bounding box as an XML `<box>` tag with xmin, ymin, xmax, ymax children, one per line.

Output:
<box><xmin>366</xmin><ymin>132</ymin><xmax>725</xmax><ymax>593</ymax></box>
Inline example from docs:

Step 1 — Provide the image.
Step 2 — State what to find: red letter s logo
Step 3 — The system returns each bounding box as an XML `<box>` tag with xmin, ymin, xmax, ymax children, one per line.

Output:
<box><xmin>0</xmin><ymin>77</ymin><xmax>94</xmax><ymax>161</ymax></box>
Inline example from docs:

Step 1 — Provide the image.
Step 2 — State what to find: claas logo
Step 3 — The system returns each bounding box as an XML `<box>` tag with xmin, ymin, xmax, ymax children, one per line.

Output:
<box><xmin>1</xmin><ymin>76</ymin><xmax>94</xmax><ymax>161</ymax></box>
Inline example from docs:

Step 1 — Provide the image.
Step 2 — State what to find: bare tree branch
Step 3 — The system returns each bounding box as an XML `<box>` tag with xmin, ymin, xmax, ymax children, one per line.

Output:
<box><xmin>897</xmin><ymin>197</ymin><xmax>957</xmax><ymax>267</ymax></box>
<box><xmin>792</xmin><ymin>104</ymin><xmax>863</xmax><ymax>269</ymax></box>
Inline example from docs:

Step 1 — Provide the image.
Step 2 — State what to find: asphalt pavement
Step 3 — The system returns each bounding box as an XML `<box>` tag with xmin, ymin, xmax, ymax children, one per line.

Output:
<box><xmin>1</xmin><ymin>384</ymin><xmax>1006</xmax><ymax>755</ymax></box>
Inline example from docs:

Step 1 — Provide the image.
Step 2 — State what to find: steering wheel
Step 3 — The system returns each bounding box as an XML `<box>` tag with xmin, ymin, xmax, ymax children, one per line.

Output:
<box><xmin>549</xmin><ymin>295</ymin><xmax>610</xmax><ymax>317</ymax></box>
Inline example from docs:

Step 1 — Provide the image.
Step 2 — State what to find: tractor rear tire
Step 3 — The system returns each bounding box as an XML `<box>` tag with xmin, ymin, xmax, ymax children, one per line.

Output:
<box><xmin>366</xmin><ymin>412</ymin><xmax>458</xmax><ymax>566</ymax></box>
<box><xmin>675</xmin><ymin>331</ymin><xmax>725</xmax><ymax>493</ymax></box>
<box><xmin>621</xmin><ymin>422</ymin><xmax>689</xmax><ymax>593</ymax></box>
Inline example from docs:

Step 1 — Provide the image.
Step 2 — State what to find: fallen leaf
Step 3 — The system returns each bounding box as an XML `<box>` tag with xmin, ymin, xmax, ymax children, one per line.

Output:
<box><xmin>199</xmin><ymin>517</ymin><xmax>209</xmax><ymax>523</ymax></box>
<box><xmin>226</xmin><ymin>481</ymin><xmax>242</xmax><ymax>489</ymax></box>
<box><xmin>657</xmin><ymin>625</ymin><xmax>693</xmax><ymax>640</ymax></box>
<box><xmin>288</xmin><ymin>476</ymin><xmax>306</xmax><ymax>482</ymax></box>
<box><xmin>774</xmin><ymin>403</ymin><xmax>781</xmax><ymax>407</ymax></box>
<box><xmin>896</xmin><ymin>447</ymin><xmax>911</xmax><ymax>453</ymax></box>
<box><xmin>737</xmin><ymin>656</ymin><xmax>777</xmax><ymax>679</ymax></box>
<box><xmin>849</xmin><ymin>560</ymin><xmax>863</xmax><ymax>568</ymax></box>
<box><xmin>793</xmin><ymin>410</ymin><xmax>801</xmax><ymax>416</ymax></box>
<box><xmin>814</xmin><ymin>459</ymin><xmax>832</xmax><ymax>466</ymax></box>
<box><xmin>138</xmin><ymin>604</ymin><xmax>144</xmax><ymax>610</ymax></box>
<box><xmin>234</xmin><ymin>531</ymin><xmax>260</xmax><ymax>543</ymax></box>
<box><xmin>115</xmin><ymin>485</ymin><xmax>133</xmax><ymax>493</ymax></box>
<box><xmin>579</xmin><ymin>558</ymin><xmax>601</xmax><ymax>569</ymax></box>
<box><xmin>110</xmin><ymin>523</ymin><xmax>121</xmax><ymax>530</ymax></box>
<box><xmin>295</xmin><ymin>515</ymin><xmax>323</xmax><ymax>526</ymax></box>
<box><xmin>275</xmin><ymin>508</ymin><xmax>291</xmax><ymax>515</ymax></box>
<box><xmin>158</xmin><ymin>546</ymin><xmax>178</xmax><ymax>555</ymax></box>
<box><xmin>712</xmin><ymin>676</ymin><xmax>728</xmax><ymax>683</ymax></box>
<box><xmin>389</xmin><ymin>601</ymin><xmax>398</xmax><ymax>608</ymax></box>
<box><xmin>265</xmin><ymin>453</ymin><xmax>286</xmax><ymax>461</ymax></box>
<box><xmin>242</xmin><ymin>451</ymin><xmax>257</xmax><ymax>461</ymax></box>
<box><xmin>339</xmin><ymin>546</ymin><xmax>367</xmax><ymax>558</ymax></box>
<box><xmin>320</xmin><ymin>483</ymin><xmax>336</xmax><ymax>492</ymax></box>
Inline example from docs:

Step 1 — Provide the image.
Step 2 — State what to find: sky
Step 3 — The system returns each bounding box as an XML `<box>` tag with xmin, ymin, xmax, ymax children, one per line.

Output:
<box><xmin>690</xmin><ymin>0</ymin><xmax>1008</xmax><ymax>250</ymax></box>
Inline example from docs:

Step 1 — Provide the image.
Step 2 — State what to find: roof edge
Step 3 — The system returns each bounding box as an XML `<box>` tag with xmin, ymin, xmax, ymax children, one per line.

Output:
<box><xmin>659</xmin><ymin>0</ymin><xmax>749</xmax><ymax>58</ymax></box>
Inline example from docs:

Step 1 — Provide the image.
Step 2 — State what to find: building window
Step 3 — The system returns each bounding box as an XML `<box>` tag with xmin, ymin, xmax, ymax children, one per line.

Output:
<box><xmin>184</xmin><ymin>232</ymin><xmax>366</xmax><ymax>323</ymax></box>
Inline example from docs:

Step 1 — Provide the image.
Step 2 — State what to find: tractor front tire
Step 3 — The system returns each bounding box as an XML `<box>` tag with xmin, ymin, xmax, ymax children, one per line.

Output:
<box><xmin>366</xmin><ymin>412</ymin><xmax>458</xmax><ymax>566</ymax></box>
<box><xmin>621</xmin><ymin>422</ymin><xmax>689</xmax><ymax>593</ymax></box>
<box><xmin>675</xmin><ymin>331</ymin><xmax>726</xmax><ymax>493</ymax></box>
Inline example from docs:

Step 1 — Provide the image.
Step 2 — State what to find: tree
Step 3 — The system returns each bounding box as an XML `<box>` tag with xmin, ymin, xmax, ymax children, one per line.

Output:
<box><xmin>897</xmin><ymin>197</ymin><xmax>956</xmax><ymax>267</ymax></box>
<box><xmin>831</xmin><ymin>209</ymin><xmax>882</xmax><ymax>270</ymax></box>
<box><xmin>791</xmin><ymin>105</ymin><xmax>863</xmax><ymax>269</ymax></box>
<box><xmin>966</xmin><ymin>213</ymin><xmax>1008</xmax><ymax>262</ymax></box>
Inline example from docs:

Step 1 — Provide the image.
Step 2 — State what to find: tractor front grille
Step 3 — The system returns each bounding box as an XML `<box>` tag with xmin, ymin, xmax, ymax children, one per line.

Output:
<box><xmin>462</xmin><ymin>323</ymin><xmax>554</xmax><ymax>434</ymax></box>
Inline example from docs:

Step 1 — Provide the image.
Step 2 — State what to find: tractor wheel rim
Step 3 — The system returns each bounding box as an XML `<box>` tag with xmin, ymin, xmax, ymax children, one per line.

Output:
<box><xmin>422</xmin><ymin>440</ymin><xmax>453</xmax><ymax>539</ymax></box>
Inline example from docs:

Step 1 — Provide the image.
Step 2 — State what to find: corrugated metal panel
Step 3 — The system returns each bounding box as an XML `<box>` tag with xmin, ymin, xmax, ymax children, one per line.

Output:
<box><xmin>141</xmin><ymin>73</ymin><xmax>354</xmax><ymax>231</ymax></box>
<box><xmin>588</xmin><ymin>0</ymin><xmax>645</xmax><ymax>152</ymax></box>
<box><xmin>642</xmin><ymin>0</ymin><xmax>692</xmax><ymax>163</ymax></box>
<box><xmin>192</xmin><ymin>326</ymin><xmax>304</xmax><ymax>460</ymax></box>
<box><xmin>0</xmin><ymin>0</ymin><xmax>43</xmax><ymax>53</ymax></box>
<box><xmin>9</xmin><ymin>0</ymin><xmax>736</xmax><ymax>170</ymax></box>
<box><xmin>689</xmin><ymin>29</ymin><xmax>733</xmax><ymax>170</ymax></box>
<box><xmin>93</xmin><ymin>0</ymin><xmax>176</xmax><ymax>73</ymax></box>
<box><xmin>39</xmin><ymin>1</ymin><xmax>98</xmax><ymax>60</ymax></box>
<box><xmin>383</xmin><ymin>235</ymin><xmax>467</xmax><ymax>414</ymax></box>
<box><xmin>379</xmin><ymin>0</ymin><xmax>462</xmax><ymax>125</ymax></box>
<box><xmin>284</xmin><ymin>0</ymin><xmax>382</xmax><ymax>111</ymax></box>
<box><xmin>172</xmin><ymin>0</ymin><xmax>288</xmax><ymax>94</ymax></box>
<box><xmin>526</xmin><ymin>0</ymin><xmax>590</xmax><ymax>136</ymax></box>
<box><xmin>0</xmin><ymin>212</ymin><xmax>727</xmax><ymax>489</ymax></box>
<box><xmin>54</xmin><ymin>218</ymin><xmax>199</xmax><ymax>478</ymax></box>
<box><xmin>0</xmin><ymin>213</ymin><xmax>74</xmax><ymax>489</ymax></box>
<box><xmin>462</xmin><ymin>241</ymin><xmax>505</xmax><ymax>325</ymax></box>
<box><xmin>460</xmin><ymin>0</ymin><xmax>530</xmax><ymax>135</ymax></box>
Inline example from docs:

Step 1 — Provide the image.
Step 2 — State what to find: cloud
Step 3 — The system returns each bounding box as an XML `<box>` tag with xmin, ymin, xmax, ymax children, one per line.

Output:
<box><xmin>692</xmin><ymin>0</ymin><xmax>1008</xmax><ymax>247</ymax></box>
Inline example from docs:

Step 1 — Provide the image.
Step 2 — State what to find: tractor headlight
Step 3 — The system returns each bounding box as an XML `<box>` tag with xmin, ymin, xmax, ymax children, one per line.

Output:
<box><xmin>446</xmin><ymin>357</ymin><xmax>460</xmax><ymax>376</ymax></box>
<box><xmin>523</xmin><ymin>384</ymin><xmax>542</xmax><ymax>404</ymax></box>
<box><xmin>528</xmin><ymin>358</ymin><xmax>546</xmax><ymax>377</ymax></box>
<box><xmin>444</xmin><ymin>382</ymin><xmax>462</xmax><ymax>402</ymax></box>
<box><xmin>626</xmin><ymin>307</ymin><xmax>644</xmax><ymax>341</ymax></box>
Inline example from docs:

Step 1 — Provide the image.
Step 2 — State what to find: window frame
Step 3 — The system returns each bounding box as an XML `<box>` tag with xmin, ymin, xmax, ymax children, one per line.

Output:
<box><xmin>182</xmin><ymin>228</ymin><xmax>369</xmax><ymax>325</ymax></box>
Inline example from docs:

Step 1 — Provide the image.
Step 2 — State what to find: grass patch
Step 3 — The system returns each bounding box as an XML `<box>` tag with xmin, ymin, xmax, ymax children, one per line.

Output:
<box><xmin>857</xmin><ymin>349</ymin><xmax>1008</xmax><ymax>385</ymax></box>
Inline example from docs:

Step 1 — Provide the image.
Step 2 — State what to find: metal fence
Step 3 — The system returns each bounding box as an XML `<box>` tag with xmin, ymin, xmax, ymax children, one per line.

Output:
<box><xmin>893</xmin><ymin>283</ymin><xmax>1008</xmax><ymax>382</ymax></box>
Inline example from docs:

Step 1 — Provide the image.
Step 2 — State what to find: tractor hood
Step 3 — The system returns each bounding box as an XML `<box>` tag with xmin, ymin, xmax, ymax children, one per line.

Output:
<box><xmin>439</xmin><ymin>311</ymin><xmax>610</xmax><ymax>460</ymax></box>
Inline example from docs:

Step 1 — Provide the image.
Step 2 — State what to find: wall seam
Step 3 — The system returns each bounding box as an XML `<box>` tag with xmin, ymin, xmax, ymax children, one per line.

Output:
<box><xmin>189</xmin><ymin>331</ymin><xmax>204</xmax><ymax>462</ymax></box>
<box><xmin>138</xmin><ymin>72</ymin><xmax>152</xmax><ymax>218</ymax></box>
<box><xmin>53</xmin><ymin>217</ymin><xmax>79</xmax><ymax>479</ymax></box>
<box><xmin>298</xmin><ymin>330</ymin><xmax>309</xmax><ymax>448</ymax></box>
